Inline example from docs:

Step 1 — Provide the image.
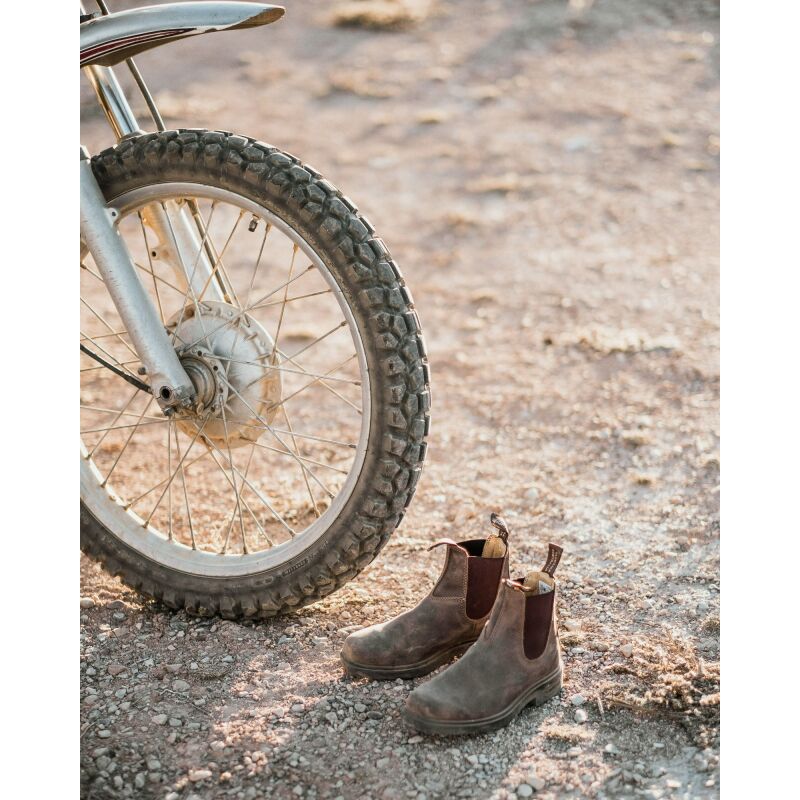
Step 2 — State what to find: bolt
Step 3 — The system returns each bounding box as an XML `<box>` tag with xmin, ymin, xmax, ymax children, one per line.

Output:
<box><xmin>137</xmin><ymin>366</ymin><xmax>147</xmax><ymax>375</ymax></box>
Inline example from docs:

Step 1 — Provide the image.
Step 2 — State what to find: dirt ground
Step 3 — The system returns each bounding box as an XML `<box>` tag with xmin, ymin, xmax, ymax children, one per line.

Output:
<box><xmin>80</xmin><ymin>1</ymin><xmax>720</xmax><ymax>798</ymax></box>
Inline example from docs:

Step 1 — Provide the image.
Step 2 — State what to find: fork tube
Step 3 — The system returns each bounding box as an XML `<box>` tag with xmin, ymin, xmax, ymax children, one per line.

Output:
<box><xmin>83</xmin><ymin>64</ymin><xmax>142</xmax><ymax>138</ymax></box>
<box><xmin>80</xmin><ymin>148</ymin><xmax>195</xmax><ymax>411</ymax></box>
<box><xmin>81</xmin><ymin>63</ymin><xmax>229</xmax><ymax>302</ymax></box>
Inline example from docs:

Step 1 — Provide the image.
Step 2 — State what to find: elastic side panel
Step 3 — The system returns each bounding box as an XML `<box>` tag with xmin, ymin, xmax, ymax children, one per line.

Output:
<box><xmin>523</xmin><ymin>591</ymin><xmax>555</xmax><ymax>659</ymax></box>
<box><xmin>465</xmin><ymin>557</ymin><xmax>504</xmax><ymax>619</ymax></box>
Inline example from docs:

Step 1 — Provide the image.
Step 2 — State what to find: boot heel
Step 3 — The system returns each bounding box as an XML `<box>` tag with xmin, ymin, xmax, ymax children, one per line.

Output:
<box><xmin>528</xmin><ymin>671</ymin><xmax>562</xmax><ymax>708</ymax></box>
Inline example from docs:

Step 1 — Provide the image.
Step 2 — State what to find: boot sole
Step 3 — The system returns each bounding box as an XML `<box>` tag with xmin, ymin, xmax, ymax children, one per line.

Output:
<box><xmin>401</xmin><ymin>665</ymin><xmax>563</xmax><ymax>736</ymax></box>
<box><xmin>341</xmin><ymin>638</ymin><xmax>478</xmax><ymax>681</ymax></box>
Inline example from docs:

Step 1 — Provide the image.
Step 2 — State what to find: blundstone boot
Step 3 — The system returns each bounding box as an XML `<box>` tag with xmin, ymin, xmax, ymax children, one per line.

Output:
<box><xmin>403</xmin><ymin>543</ymin><xmax>564</xmax><ymax>735</ymax></box>
<box><xmin>340</xmin><ymin>514</ymin><xmax>511</xmax><ymax>680</ymax></box>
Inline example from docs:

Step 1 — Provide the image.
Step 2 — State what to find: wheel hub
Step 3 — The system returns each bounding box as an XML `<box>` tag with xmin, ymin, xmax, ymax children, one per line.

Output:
<box><xmin>167</xmin><ymin>301</ymin><xmax>282</xmax><ymax>449</ymax></box>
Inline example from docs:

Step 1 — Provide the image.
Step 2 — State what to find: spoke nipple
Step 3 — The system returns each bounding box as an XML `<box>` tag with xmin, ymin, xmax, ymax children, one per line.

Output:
<box><xmin>248</xmin><ymin>217</ymin><xmax>259</xmax><ymax>232</ymax></box>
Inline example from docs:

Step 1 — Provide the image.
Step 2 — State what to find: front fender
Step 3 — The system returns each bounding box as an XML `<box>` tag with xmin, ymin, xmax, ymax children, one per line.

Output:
<box><xmin>80</xmin><ymin>1</ymin><xmax>284</xmax><ymax>67</ymax></box>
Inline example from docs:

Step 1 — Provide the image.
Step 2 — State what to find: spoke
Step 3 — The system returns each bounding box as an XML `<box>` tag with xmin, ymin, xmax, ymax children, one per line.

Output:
<box><xmin>80</xmin><ymin>404</ymin><xmax>164</xmax><ymax>422</ymax></box>
<box><xmin>180</xmin><ymin>266</ymin><xmax>315</xmax><ymax>352</ymax></box>
<box><xmin>138</xmin><ymin>212</ymin><xmax>166</xmax><ymax>324</ymax></box>
<box><xmin>270</xmin><ymin>244</ymin><xmax>298</xmax><ymax>362</ymax></box>
<box><xmin>218</xmin><ymin>373</ymin><xmax>335</xmax><ymax>499</ymax></box>
<box><xmin>167</xmin><ymin>200</ymin><xmax>218</xmax><ymax>346</ymax></box>
<box><xmin>80</xmin><ymin>329</ymin><xmax>141</xmax><ymax>382</ymax></box>
<box><xmin>203</xmin><ymin>446</ymin><xmax>275</xmax><ymax>547</ymax></box>
<box><xmin>282</xmin><ymin>320</ymin><xmax>348</xmax><ymax>363</ymax></box>
<box><xmin>196</xmin><ymin>208</ymin><xmax>244</xmax><ymax>304</ymax></box>
<box><xmin>221</xmin><ymin>442</ymin><xmax>256</xmax><ymax>554</ymax></box>
<box><xmin>267</xmin><ymin>354</ymin><xmax>359</xmax><ymax>416</ymax></box>
<box><xmin>84</xmin><ymin>390</ymin><xmax>141</xmax><ymax>459</ymax></box>
<box><xmin>200</xmin><ymin>433</ymin><xmax>293</xmax><ymax>537</ymax></box>
<box><xmin>249</xmin><ymin>438</ymin><xmax>349</xmax><ymax>475</ymax></box>
<box><xmin>226</xmin><ymin>222</ymin><xmax>271</xmax><ymax>371</ymax></box>
<box><xmin>167</xmin><ymin>419</ymin><xmax>173</xmax><ymax>541</ymax></box>
<box><xmin>255</xmin><ymin>289</ymin><xmax>332</xmax><ymax>310</ymax></box>
<box><xmin>124</xmin><ymin>447</ymin><xmax>214</xmax><ymax>509</ymax></box>
<box><xmin>266</xmin><ymin>427</ymin><xmax>357</xmax><ymax>449</ymax></box>
<box><xmin>80</xmin><ymin>298</ymin><xmax>139</xmax><ymax>361</ymax></box>
<box><xmin>218</xmin><ymin>403</ymin><xmax>247</xmax><ymax>554</ymax></box>
<box><xmin>133</xmin><ymin>261</ymin><xmax>185</xmax><ymax>297</ymax></box>
<box><xmin>172</xmin><ymin>423</ymin><xmax>196</xmax><ymax>548</ymax></box>
<box><xmin>246</xmin><ymin>266</ymin><xmax>316</xmax><ymax>313</ymax></box>
<box><xmin>81</xmin><ymin>361</ymin><xmax>140</xmax><ymax>374</ymax></box>
<box><xmin>281</xmin><ymin>405</ymin><xmax>319</xmax><ymax>517</ymax></box>
<box><xmin>102</xmin><ymin>396</ymin><xmax>155</xmax><ymax>486</ymax></box>
<box><xmin>144</xmin><ymin>417</ymin><xmax>209</xmax><ymax>526</ymax></box>
<box><xmin>212</xmin><ymin>353</ymin><xmax>361</xmax><ymax>385</ymax></box>
<box><xmin>81</xmin><ymin>418</ymin><xmax>170</xmax><ymax>435</ymax></box>
<box><xmin>220</xmin><ymin>418</ymin><xmax>357</xmax><ymax>448</ymax></box>
<box><xmin>80</xmin><ymin>330</ymin><xmax>129</xmax><ymax>342</ymax></box>
<box><xmin>274</xmin><ymin>345</ymin><xmax>362</xmax><ymax>413</ymax></box>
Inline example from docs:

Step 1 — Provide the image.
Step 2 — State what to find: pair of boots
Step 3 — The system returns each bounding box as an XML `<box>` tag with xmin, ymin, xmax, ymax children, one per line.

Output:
<box><xmin>340</xmin><ymin>514</ymin><xmax>564</xmax><ymax>735</ymax></box>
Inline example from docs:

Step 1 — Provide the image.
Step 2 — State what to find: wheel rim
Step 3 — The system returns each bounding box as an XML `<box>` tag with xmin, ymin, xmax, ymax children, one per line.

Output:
<box><xmin>80</xmin><ymin>183</ymin><xmax>371</xmax><ymax>577</ymax></box>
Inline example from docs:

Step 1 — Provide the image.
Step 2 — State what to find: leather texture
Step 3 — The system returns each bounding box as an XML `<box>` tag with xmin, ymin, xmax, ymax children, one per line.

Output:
<box><xmin>341</xmin><ymin>538</ymin><xmax>508</xmax><ymax>672</ymax></box>
<box><xmin>404</xmin><ymin>579</ymin><xmax>561</xmax><ymax>724</ymax></box>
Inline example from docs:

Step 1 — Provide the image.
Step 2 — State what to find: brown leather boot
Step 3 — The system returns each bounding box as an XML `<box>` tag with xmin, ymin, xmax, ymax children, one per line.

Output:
<box><xmin>402</xmin><ymin>543</ymin><xmax>564</xmax><ymax>735</ymax></box>
<box><xmin>340</xmin><ymin>514</ymin><xmax>511</xmax><ymax>680</ymax></box>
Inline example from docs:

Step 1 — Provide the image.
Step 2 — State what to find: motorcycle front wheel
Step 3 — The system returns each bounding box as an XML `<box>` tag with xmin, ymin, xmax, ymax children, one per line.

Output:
<box><xmin>80</xmin><ymin>130</ymin><xmax>430</xmax><ymax>618</ymax></box>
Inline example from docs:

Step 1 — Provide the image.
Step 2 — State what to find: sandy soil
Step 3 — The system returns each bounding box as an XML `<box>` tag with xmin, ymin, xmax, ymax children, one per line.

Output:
<box><xmin>80</xmin><ymin>1</ymin><xmax>720</xmax><ymax>798</ymax></box>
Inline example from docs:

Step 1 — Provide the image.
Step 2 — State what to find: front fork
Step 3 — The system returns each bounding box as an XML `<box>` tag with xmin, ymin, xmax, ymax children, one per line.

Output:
<box><xmin>81</xmin><ymin>61</ymin><xmax>233</xmax><ymax>411</ymax></box>
<box><xmin>80</xmin><ymin>147</ymin><xmax>194</xmax><ymax>410</ymax></box>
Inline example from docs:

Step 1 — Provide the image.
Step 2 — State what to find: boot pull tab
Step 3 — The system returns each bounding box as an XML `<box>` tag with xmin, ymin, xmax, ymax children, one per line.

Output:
<box><xmin>490</xmin><ymin>512</ymin><xmax>511</xmax><ymax>543</ymax></box>
<box><xmin>541</xmin><ymin>543</ymin><xmax>563</xmax><ymax>577</ymax></box>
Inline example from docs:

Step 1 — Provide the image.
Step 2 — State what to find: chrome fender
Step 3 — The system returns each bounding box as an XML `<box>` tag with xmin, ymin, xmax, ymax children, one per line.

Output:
<box><xmin>80</xmin><ymin>1</ymin><xmax>284</xmax><ymax>67</ymax></box>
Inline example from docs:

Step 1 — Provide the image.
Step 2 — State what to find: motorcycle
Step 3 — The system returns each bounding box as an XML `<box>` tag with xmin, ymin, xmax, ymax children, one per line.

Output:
<box><xmin>80</xmin><ymin>1</ymin><xmax>430</xmax><ymax>618</ymax></box>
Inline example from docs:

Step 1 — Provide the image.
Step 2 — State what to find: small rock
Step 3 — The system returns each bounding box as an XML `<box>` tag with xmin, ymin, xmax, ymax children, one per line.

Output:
<box><xmin>376</xmin><ymin>757</ymin><xmax>390</xmax><ymax>769</ymax></box>
<box><xmin>146</xmin><ymin>758</ymin><xmax>161</xmax><ymax>770</ymax></box>
<box><xmin>210</xmin><ymin>741</ymin><xmax>225</xmax><ymax>752</ymax></box>
<box><xmin>106</xmin><ymin>663</ymin><xmax>126</xmax><ymax>676</ymax></box>
<box><xmin>152</xmin><ymin>714</ymin><xmax>168</xmax><ymax>725</ymax></box>
<box><xmin>620</xmin><ymin>644</ymin><xmax>634</xmax><ymax>657</ymax></box>
<box><xmin>367</xmin><ymin>710</ymin><xmax>383</xmax><ymax>720</ymax></box>
<box><xmin>529</xmin><ymin>776</ymin><xmax>546</xmax><ymax>791</ymax></box>
<box><xmin>97</xmin><ymin>730</ymin><xmax>111</xmax><ymax>739</ymax></box>
<box><xmin>80</xmin><ymin>597</ymin><xmax>94</xmax><ymax>609</ymax></box>
<box><xmin>134</xmin><ymin>772</ymin><xmax>146</xmax><ymax>789</ymax></box>
<box><xmin>189</xmin><ymin>769</ymin><xmax>212</xmax><ymax>782</ymax></box>
<box><xmin>570</xmin><ymin>694</ymin><xmax>586</xmax><ymax>706</ymax></box>
<box><xmin>466</xmin><ymin>755</ymin><xmax>479</xmax><ymax>765</ymax></box>
<box><xmin>173</xmin><ymin>679</ymin><xmax>190</xmax><ymax>692</ymax></box>
<box><xmin>524</xmin><ymin>487</ymin><xmax>539</xmax><ymax>503</ymax></box>
<box><xmin>168</xmin><ymin>717</ymin><xmax>182</xmax><ymax>727</ymax></box>
<box><xmin>291</xmin><ymin>703</ymin><xmax>305</xmax><ymax>713</ymax></box>
<box><xmin>604</xmin><ymin>743</ymin><xmax>619</xmax><ymax>754</ymax></box>
<box><xmin>354</xmin><ymin>703</ymin><xmax>367</xmax><ymax>713</ymax></box>
<box><xmin>563</xmin><ymin>619</ymin><xmax>581</xmax><ymax>632</ymax></box>
<box><xmin>567</xmin><ymin>747</ymin><xmax>582</xmax><ymax>757</ymax></box>
<box><xmin>408</xmin><ymin>735</ymin><xmax>424</xmax><ymax>744</ymax></box>
<box><xmin>516</xmin><ymin>785</ymin><xmax>533</xmax><ymax>798</ymax></box>
<box><xmin>574</xmin><ymin>708</ymin><xmax>588</xmax><ymax>724</ymax></box>
<box><xmin>666</xmin><ymin>779</ymin><xmax>681</xmax><ymax>789</ymax></box>
<box><xmin>114</xmin><ymin>688</ymin><xmax>126</xmax><ymax>699</ymax></box>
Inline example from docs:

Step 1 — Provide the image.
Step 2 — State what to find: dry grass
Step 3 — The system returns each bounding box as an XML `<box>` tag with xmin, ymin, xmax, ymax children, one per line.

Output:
<box><xmin>599</xmin><ymin>630</ymin><xmax>720</xmax><ymax>744</ymax></box>
<box><xmin>331</xmin><ymin>0</ymin><xmax>433</xmax><ymax>31</ymax></box>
